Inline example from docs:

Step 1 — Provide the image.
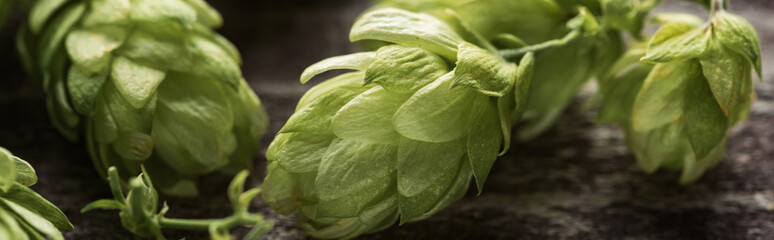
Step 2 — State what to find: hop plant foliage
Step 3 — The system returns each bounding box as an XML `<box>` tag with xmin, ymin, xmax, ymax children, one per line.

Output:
<box><xmin>261</xmin><ymin>8</ymin><xmax>534</xmax><ymax>239</ymax></box>
<box><xmin>17</xmin><ymin>0</ymin><xmax>268</xmax><ymax>197</ymax></box>
<box><xmin>0</xmin><ymin>147</ymin><xmax>73</xmax><ymax>240</ymax></box>
<box><xmin>82</xmin><ymin>166</ymin><xmax>273</xmax><ymax>240</ymax></box>
<box><xmin>598</xmin><ymin>6</ymin><xmax>761</xmax><ymax>183</ymax></box>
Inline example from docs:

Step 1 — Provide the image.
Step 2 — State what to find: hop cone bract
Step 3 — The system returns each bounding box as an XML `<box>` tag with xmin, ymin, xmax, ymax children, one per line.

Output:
<box><xmin>18</xmin><ymin>0</ymin><xmax>268</xmax><ymax>196</ymax></box>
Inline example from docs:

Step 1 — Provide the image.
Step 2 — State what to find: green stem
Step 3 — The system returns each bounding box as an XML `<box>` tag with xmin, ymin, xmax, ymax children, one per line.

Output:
<box><xmin>158</xmin><ymin>214</ymin><xmax>264</xmax><ymax>231</ymax></box>
<box><xmin>498</xmin><ymin>30</ymin><xmax>580</xmax><ymax>61</ymax></box>
<box><xmin>711</xmin><ymin>0</ymin><xmax>726</xmax><ymax>14</ymax></box>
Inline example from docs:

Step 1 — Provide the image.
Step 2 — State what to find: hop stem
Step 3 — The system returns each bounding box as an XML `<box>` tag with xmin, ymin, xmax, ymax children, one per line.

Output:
<box><xmin>497</xmin><ymin>30</ymin><xmax>580</xmax><ymax>61</ymax></box>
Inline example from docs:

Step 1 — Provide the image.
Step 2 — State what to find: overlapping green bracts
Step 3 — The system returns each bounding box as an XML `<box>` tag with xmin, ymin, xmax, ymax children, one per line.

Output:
<box><xmin>598</xmin><ymin>10</ymin><xmax>761</xmax><ymax>183</ymax></box>
<box><xmin>0</xmin><ymin>147</ymin><xmax>73</xmax><ymax>240</ymax></box>
<box><xmin>17</xmin><ymin>0</ymin><xmax>268</xmax><ymax>197</ymax></box>
<box><xmin>378</xmin><ymin>0</ymin><xmax>653</xmax><ymax>140</ymax></box>
<box><xmin>261</xmin><ymin>8</ymin><xmax>533</xmax><ymax>239</ymax></box>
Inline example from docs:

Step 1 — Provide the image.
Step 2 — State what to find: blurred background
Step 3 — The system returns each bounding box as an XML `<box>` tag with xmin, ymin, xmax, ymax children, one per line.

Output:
<box><xmin>0</xmin><ymin>0</ymin><xmax>773</xmax><ymax>239</ymax></box>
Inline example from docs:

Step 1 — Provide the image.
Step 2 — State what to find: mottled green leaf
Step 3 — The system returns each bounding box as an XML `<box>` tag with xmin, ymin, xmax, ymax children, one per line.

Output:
<box><xmin>365</xmin><ymin>45</ymin><xmax>448</xmax><ymax>93</ymax></box>
<box><xmin>129</xmin><ymin>0</ymin><xmax>196</xmax><ymax>25</ymax></box>
<box><xmin>393</xmin><ymin>72</ymin><xmax>476</xmax><ymax>142</ymax></box>
<box><xmin>699</xmin><ymin>39</ymin><xmax>747</xmax><ymax>116</ymax></box>
<box><xmin>467</xmin><ymin>94</ymin><xmax>501</xmax><ymax>193</ymax></box>
<box><xmin>110</xmin><ymin>57</ymin><xmax>166</xmax><ymax>109</ymax></box>
<box><xmin>398</xmin><ymin>155</ymin><xmax>461</xmax><ymax>224</ymax></box>
<box><xmin>683</xmin><ymin>64</ymin><xmax>728</xmax><ymax>160</ymax></box>
<box><xmin>267</xmin><ymin>132</ymin><xmax>335</xmax><ymax>173</ymax></box>
<box><xmin>13</xmin><ymin>158</ymin><xmax>37</xmax><ymax>187</ymax></box>
<box><xmin>316</xmin><ymin>173</ymin><xmax>393</xmax><ymax>219</ymax></box>
<box><xmin>0</xmin><ymin>148</ymin><xmax>15</xmax><ymax>192</ymax></box>
<box><xmin>66</xmin><ymin>26</ymin><xmax>127</xmax><ymax>73</ymax></box>
<box><xmin>260</xmin><ymin>163</ymin><xmax>300</xmax><ymax>215</ymax></box>
<box><xmin>118</xmin><ymin>29</ymin><xmax>193</xmax><ymax>72</ymax></box>
<box><xmin>396</xmin><ymin>137</ymin><xmax>465</xmax><ymax>197</ymax></box>
<box><xmin>67</xmin><ymin>65</ymin><xmax>108</xmax><ymax>115</ymax></box>
<box><xmin>350</xmin><ymin>8</ymin><xmax>464</xmax><ymax>60</ymax></box>
<box><xmin>81</xmin><ymin>0</ymin><xmax>130</xmax><ymax>27</ymax></box>
<box><xmin>2</xmin><ymin>184</ymin><xmax>73</xmax><ymax>231</ymax></box>
<box><xmin>421</xmin><ymin>159</ymin><xmax>471</xmax><ymax>218</ymax></box>
<box><xmin>632</xmin><ymin>61</ymin><xmax>693</xmax><ymax>131</ymax></box>
<box><xmin>283</xmin><ymin>84</ymin><xmax>364</xmax><ymax>133</ymax></box>
<box><xmin>712</xmin><ymin>11</ymin><xmax>762</xmax><ymax>79</ymax></box>
<box><xmin>642</xmin><ymin>22</ymin><xmax>708</xmax><ymax>63</ymax></box>
<box><xmin>332</xmin><ymin>86</ymin><xmax>408</xmax><ymax>144</ymax></box>
<box><xmin>315</xmin><ymin>139</ymin><xmax>396</xmax><ymax>201</ymax></box>
<box><xmin>187</xmin><ymin>35</ymin><xmax>243</xmax><ymax>87</ymax></box>
<box><xmin>296</xmin><ymin>72</ymin><xmax>365</xmax><ymax>110</ymax></box>
<box><xmin>300</xmin><ymin>52</ymin><xmax>375</xmax><ymax>84</ymax></box>
<box><xmin>358</xmin><ymin>195</ymin><xmax>398</xmax><ymax>226</ymax></box>
<box><xmin>452</xmin><ymin>42</ymin><xmax>517</xmax><ymax>97</ymax></box>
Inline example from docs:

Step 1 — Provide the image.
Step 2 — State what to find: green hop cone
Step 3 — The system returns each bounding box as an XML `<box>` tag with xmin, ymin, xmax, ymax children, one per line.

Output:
<box><xmin>261</xmin><ymin>8</ymin><xmax>533</xmax><ymax>239</ymax></box>
<box><xmin>598</xmin><ymin>10</ymin><xmax>761</xmax><ymax>183</ymax></box>
<box><xmin>17</xmin><ymin>0</ymin><xmax>268</xmax><ymax>196</ymax></box>
<box><xmin>0</xmin><ymin>147</ymin><xmax>74</xmax><ymax>240</ymax></box>
<box><xmin>380</xmin><ymin>0</ymin><xmax>633</xmax><ymax>140</ymax></box>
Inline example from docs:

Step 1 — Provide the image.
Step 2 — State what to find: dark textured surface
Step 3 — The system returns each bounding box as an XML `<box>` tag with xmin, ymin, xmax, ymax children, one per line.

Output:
<box><xmin>0</xmin><ymin>0</ymin><xmax>772</xmax><ymax>239</ymax></box>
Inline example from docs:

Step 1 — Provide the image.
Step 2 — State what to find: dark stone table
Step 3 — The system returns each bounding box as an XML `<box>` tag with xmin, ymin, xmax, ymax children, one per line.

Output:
<box><xmin>0</xmin><ymin>0</ymin><xmax>772</xmax><ymax>239</ymax></box>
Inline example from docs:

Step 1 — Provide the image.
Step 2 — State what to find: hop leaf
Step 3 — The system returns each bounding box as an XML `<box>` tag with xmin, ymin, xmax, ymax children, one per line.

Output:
<box><xmin>0</xmin><ymin>147</ymin><xmax>73</xmax><ymax>240</ymax></box>
<box><xmin>18</xmin><ymin>0</ymin><xmax>269</xmax><ymax>197</ymax></box>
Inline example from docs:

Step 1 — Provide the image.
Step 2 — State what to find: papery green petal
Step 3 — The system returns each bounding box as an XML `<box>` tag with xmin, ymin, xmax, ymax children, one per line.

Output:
<box><xmin>28</xmin><ymin>0</ymin><xmax>68</xmax><ymax>34</ymax></box>
<box><xmin>300</xmin><ymin>52</ymin><xmax>375</xmax><ymax>84</ymax></box>
<box><xmin>297</xmin><ymin>72</ymin><xmax>365</xmax><ymax>110</ymax></box>
<box><xmin>626</xmin><ymin>122</ymin><xmax>691</xmax><ymax>173</ymax></box>
<box><xmin>650</xmin><ymin>13</ymin><xmax>704</xmax><ymax>26</ymax></box>
<box><xmin>267</xmin><ymin>132</ymin><xmax>335</xmax><ymax>173</ymax></box>
<box><xmin>13</xmin><ymin>158</ymin><xmax>37</xmax><ymax>187</ymax></box>
<box><xmin>81</xmin><ymin>0</ymin><xmax>130</xmax><ymax>27</ymax></box>
<box><xmin>699</xmin><ymin>39</ymin><xmax>748</xmax><ymax>116</ymax></box>
<box><xmin>642</xmin><ymin>22</ymin><xmax>708</xmax><ymax>63</ymax></box>
<box><xmin>393</xmin><ymin>72</ymin><xmax>475</xmax><ymax>142</ymax></box>
<box><xmin>316</xmin><ymin>174</ymin><xmax>394</xmax><ymax>219</ymax></box>
<box><xmin>37</xmin><ymin>3</ymin><xmax>85</xmax><ymax>73</ymax></box>
<box><xmin>358</xmin><ymin>195</ymin><xmax>398</xmax><ymax>226</ymax></box>
<box><xmin>261</xmin><ymin>163</ymin><xmax>300</xmax><ymax>215</ymax></box>
<box><xmin>66</xmin><ymin>26</ymin><xmax>127</xmax><ymax>73</ymax></box>
<box><xmin>1</xmin><ymin>199</ymin><xmax>66</xmax><ymax>240</ymax></box>
<box><xmin>315</xmin><ymin>139</ymin><xmax>396</xmax><ymax>201</ymax></box>
<box><xmin>118</xmin><ymin>28</ymin><xmax>194</xmax><ymax>72</ymax></box>
<box><xmin>365</xmin><ymin>45</ymin><xmax>448</xmax><ymax>93</ymax></box>
<box><xmin>712</xmin><ymin>11</ymin><xmax>762</xmax><ymax>79</ymax></box>
<box><xmin>683</xmin><ymin>63</ymin><xmax>728</xmax><ymax>160</ymax></box>
<box><xmin>187</xmin><ymin>35</ymin><xmax>242</xmax><ymax>87</ymax></box>
<box><xmin>467</xmin><ymin>93</ymin><xmax>501</xmax><ymax>193</ymax></box>
<box><xmin>129</xmin><ymin>0</ymin><xmax>197</xmax><ymax>25</ymax></box>
<box><xmin>398</xmin><ymin>155</ymin><xmax>461</xmax><ymax>224</ymax></box>
<box><xmin>282</xmin><ymin>87</ymin><xmax>363</xmax><ymax>133</ymax></box>
<box><xmin>110</xmin><ymin>57</ymin><xmax>166</xmax><ymax>109</ymax></box>
<box><xmin>183</xmin><ymin>0</ymin><xmax>223</xmax><ymax>27</ymax></box>
<box><xmin>396</xmin><ymin>138</ymin><xmax>465</xmax><ymax>197</ymax></box>
<box><xmin>0</xmin><ymin>148</ymin><xmax>15</xmax><ymax>192</ymax></box>
<box><xmin>0</xmin><ymin>208</ymin><xmax>28</xmax><ymax>240</ymax></box>
<box><xmin>632</xmin><ymin>61</ymin><xmax>692</xmax><ymax>131</ymax></box>
<box><xmin>67</xmin><ymin>65</ymin><xmax>109</xmax><ymax>115</ymax></box>
<box><xmin>350</xmin><ymin>8</ymin><xmax>463</xmax><ymax>60</ymax></box>
<box><xmin>452</xmin><ymin>42</ymin><xmax>517</xmax><ymax>97</ymax></box>
<box><xmin>332</xmin><ymin>86</ymin><xmax>408</xmax><ymax>144</ymax></box>
<box><xmin>2</xmin><ymin>184</ymin><xmax>73</xmax><ymax>231</ymax></box>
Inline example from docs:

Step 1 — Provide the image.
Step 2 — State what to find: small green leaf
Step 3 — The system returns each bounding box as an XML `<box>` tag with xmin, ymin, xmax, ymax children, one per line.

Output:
<box><xmin>712</xmin><ymin>11</ymin><xmax>763</xmax><ymax>79</ymax></box>
<box><xmin>315</xmin><ymin>139</ymin><xmax>396</xmax><ymax>201</ymax></box>
<box><xmin>567</xmin><ymin>6</ymin><xmax>599</xmax><ymax>35</ymax></box>
<box><xmin>452</xmin><ymin>42</ymin><xmax>518</xmax><ymax>97</ymax></box>
<box><xmin>13</xmin><ymin>157</ymin><xmax>38</xmax><ymax>187</ymax></box>
<box><xmin>514</xmin><ymin>51</ymin><xmax>534</xmax><ymax>117</ymax></box>
<box><xmin>332</xmin><ymin>86</ymin><xmax>408</xmax><ymax>144</ymax></box>
<box><xmin>358</xmin><ymin>195</ymin><xmax>398</xmax><ymax>226</ymax></box>
<box><xmin>118</xmin><ymin>29</ymin><xmax>194</xmax><ymax>72</ymax></box>
<box><xmin>642</xmin><ymin>22</ymin><xmax>709</xmax><ymax>63</ymax></box>
<box><xmin>81</xmin><ymin>199</ymin><xmax>124</xmax><ymax>212</ymax></box>
<box><xmin>183</xmin><ymin>0</ymin><xmax>223</xmax><ymax>27</ymax></box>
<box><xmin>0</xmin><ymin>208</ymin><xmax>28</xmax><ymax>240</ymax></box>
<box><xmin>187</xmin><ymin>35</ymin><xmax>243</xmax><ymax>87</ymax></box>
<box><xmin>267</xmin><ymin>132</ymin><xmax>335</xmax><ymax>173</ymax></box>
<box><xmin>281</xmin><ymin>88</ymin><xmax>363</xmax><ymax>133</ymax></box>
<box><xmin>699</xmin><ymin>39</ymin><xmax>748</xmax><ymax>116</ymax></box>
<box><xmin>37</xmin><ymin>3</ymin><xmax>86</xmax><ymax>73</ymax></box>
<box><xmin>0</xmin><ymin>148</ymin><xmax>15</xmax><ymax>192</ymax></box>
<box><xmin>350</xmin><ymin>8</ymin><xmax>464</xmax><ymax>60</ymax></box>
<box><xmin>632</xmin><ymin>61</ymin><xmax>692</xmax><ymax>131</ymax></box>
<box><xmin>110</xmin><ymin>57</ymin><xmax>166</xmax><ymax>109</ymax></box>
<box><xmin>300</xmin><ymin>52</ymin><xmax>375</xmax><ymax>84</ymax></box>
<box><xmin>67</xmin><ymin>65</ymin><xmax>109</xmax><ymax>115</ymax></box>
<box><xmin>2</xmin><ymin>184</ymin><xmax>73</xmax><ymax>231</ymax></box>
<box><xmin>365</xmin><ymin>45</ymin><xmax>448</xmax><ymax>93</ymax></box>
<box><xmin>393</xmin><ymin>72</ymin><xmax>476</xmax><ymax>142</ymax></box>
<box><xmin>66</xmin><ymin>26</ymin><xmax>127</xmax><ymax>73</ymax></box>
<box><xmin>396</xmin><ymin>137</ymin><xmax>465</xmax><ymax>197</ymax></box>
<box><xmin>260</xmin><ymin>163</ymin><xmax>299</xmax><ymax>215</ymax></box>
<box><xmin>111</xmin><ymin>132</ymin><xmax>154</xmax><ymax>161</ymax></box>
<box><xmin>296</xmin><ymin>71</ymin><xmax>365</xmax><ymax>110</ymax></box>
<box><xmin>81</xmin><ymin>0</ymin><xmax>131</xmax><ymax>27</ymax></box>
<box><xmin>28</xmin><ymin>0</ymin><xmax>68</xmax><ymax>34</ymax></box>
<box><xmin>683</xmin><ymin>64</ymin><xmax>728</xmax><ymax>160</ymax></box>
<box><xmin>398</xmin><ymin>155</ymin><xmax>461</xmax><ymax>224</ymax></box>
<box><xmin>129</xmin><ymin>0</ymin><xmax>197</xmax><ymax>25</ymax></box>
<box><xmin>466</xmin><ymin>94</ymin><xmax>501</xmax><ymax>193</ymax></box>
<box><xmin>627</xmin><ymin>123</ymin><xmax>691</xmax><ymax>173</ymax></box>
<box><xmin>597</xmin><ymin>60</ymin><xmax>651</xmax><ymax>124</ymax></box>
<box><xmin>315</xmin><ymin>174</ymin><xmax>393</xmax><ymax>219</ymax></box>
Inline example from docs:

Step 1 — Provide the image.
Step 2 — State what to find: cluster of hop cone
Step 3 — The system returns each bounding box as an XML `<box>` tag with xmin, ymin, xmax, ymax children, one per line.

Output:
<box><xmin>0</xmin><ymin>0</ymin><xmax>762</xmax><ymax>239</ymax></box>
